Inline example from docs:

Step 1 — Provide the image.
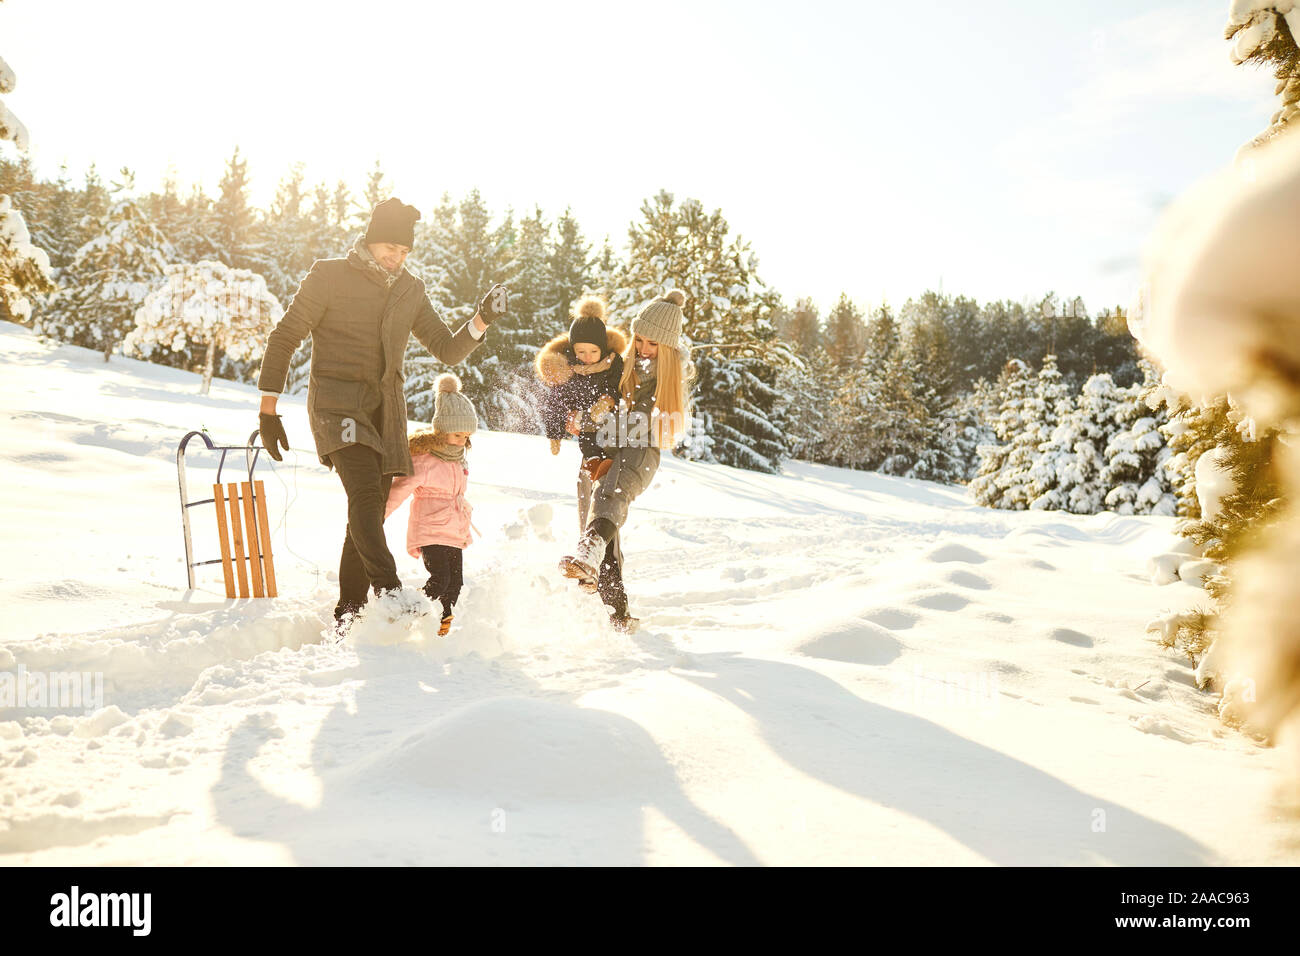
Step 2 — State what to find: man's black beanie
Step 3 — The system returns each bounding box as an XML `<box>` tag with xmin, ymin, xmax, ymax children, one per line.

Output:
<box><xmin>365</xmin><ymin>198</ymin><xmax>420</xmax><ymax>248</ymax></box>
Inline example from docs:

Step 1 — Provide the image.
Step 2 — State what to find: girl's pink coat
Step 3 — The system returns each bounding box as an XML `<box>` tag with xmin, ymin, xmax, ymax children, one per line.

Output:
<box><xmin>384</xmin><ymin>453</ymin><xmax>474</xmax><ymax>555</ymax></box>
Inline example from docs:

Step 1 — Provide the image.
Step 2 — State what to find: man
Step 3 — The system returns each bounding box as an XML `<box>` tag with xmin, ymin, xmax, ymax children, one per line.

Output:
<box><xmin>256</xmin><ymin>197</ymin><xmax>507</xmax><ymax>628</ymax></box>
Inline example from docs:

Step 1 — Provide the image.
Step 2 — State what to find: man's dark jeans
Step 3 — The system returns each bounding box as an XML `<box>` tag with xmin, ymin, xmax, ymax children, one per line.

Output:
<box><xmin>328</xmin><ymin>443</ymin><xmax>401</xmax><ymax>619</ymax></box>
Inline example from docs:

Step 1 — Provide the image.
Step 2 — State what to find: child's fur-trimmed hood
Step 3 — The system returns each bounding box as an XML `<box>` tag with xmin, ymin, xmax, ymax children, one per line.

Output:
<box><xmin>535</xmin><ymin>327</ymin><xmax>628</xmax><ymax>387</ymax></box>
<box><xmin>408</xmin><ymin>429</ymin><xmax>469</xmax><ymax>456</ymax></box>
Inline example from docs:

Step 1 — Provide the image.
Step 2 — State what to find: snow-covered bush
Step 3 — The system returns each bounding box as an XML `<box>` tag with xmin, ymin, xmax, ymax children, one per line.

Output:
<box><xmin>126</xmin><ymin>261</ymin><xmax>280</xmax><ymax>394</ymax></box>
<box><xmin>0</xmin><ymin>193</ymin><xmax>50</xmax><ymax>321</ymax></box>
<box><xmin>0</xmin><ymin>47</ymin><xmax>51</xmax><ymax>320</ymax></box>
<box><xmin>63</xmin><ymin>185</ymin><xmax>174</xmax><ymax>360</ymax></box>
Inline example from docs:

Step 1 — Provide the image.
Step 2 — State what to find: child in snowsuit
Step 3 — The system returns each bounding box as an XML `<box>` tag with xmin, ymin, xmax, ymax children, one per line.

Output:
<box><xmin>559</xmin><ymin>290</ymin><xmax>693</xmax><ymax>632</ymax></box>
<box><xmin>385</xmin><ymin>373</ymin><xmax>478</xmax><ymax>636</ymax></box>
<box><xmin>535</xmin><ymin>295</ymin><xmax>626</xmax><ymax>479</ymax></box>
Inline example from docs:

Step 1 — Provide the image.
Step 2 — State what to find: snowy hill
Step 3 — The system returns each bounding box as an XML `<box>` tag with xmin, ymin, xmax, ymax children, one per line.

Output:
<box><xmin>0</xmin><ymin>319</ymin><xmax>1295</xmax><ymax>865</ymax></box>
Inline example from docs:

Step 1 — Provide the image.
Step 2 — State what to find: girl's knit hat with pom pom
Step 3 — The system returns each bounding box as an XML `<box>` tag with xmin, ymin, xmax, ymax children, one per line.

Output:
<box><xmin>632</xmin><ymin>290</ymin><xmax>686</xmax><ymax>350</ymax></box>
<box><xmin>432</xmin><ymin>373</ymin><xmax>477</xmax><ymax>434</ymax></box>
<box><xmin>568</xmin><ymin>296</ymin><xmax>608</xmax><ymax>351</ymax></box>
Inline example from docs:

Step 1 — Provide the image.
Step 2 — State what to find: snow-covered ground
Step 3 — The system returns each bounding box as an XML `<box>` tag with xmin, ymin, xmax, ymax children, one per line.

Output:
<box><xmin>1</xmin><ymin>319</ymin><xmax>1295</xmax><ymax>866</ymax></box>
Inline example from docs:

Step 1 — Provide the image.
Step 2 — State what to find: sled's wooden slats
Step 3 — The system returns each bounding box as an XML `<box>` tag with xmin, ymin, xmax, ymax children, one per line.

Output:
<box><xmin>240</xmin><ymin>482</ymin><xmax>265</xmax><ymax>598</ymax></box>
<box><xmin>212</xmin><ymin>483</ymin><xmax>236</xmax><ymax>599</ymax></box>
<box><xmin>253</xmin><ymin>480</ymin><xmax>277</xmax><ymax>598</ymax></box>
<box><xmin>226</xmin><ymin>482</ymin><xmax>250</xmax><ymax>598</ymax></box>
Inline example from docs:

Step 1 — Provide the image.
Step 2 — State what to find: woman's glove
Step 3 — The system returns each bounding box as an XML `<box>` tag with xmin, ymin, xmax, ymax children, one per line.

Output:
<box><xmin>550</xmin><ymin>438</ymin><xmax>562</xmax><ymax>455</ymax></box>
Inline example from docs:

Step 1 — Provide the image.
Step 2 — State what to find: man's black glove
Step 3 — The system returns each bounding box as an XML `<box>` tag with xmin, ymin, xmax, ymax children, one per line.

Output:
<box><xmin>259</xmin><ymin>413</ymin><xmax>289</xmax><ymax>462</ymax></box>
<box><xmin>478</xmin><ymin>283</ymin><xmax>509</xmax><ymax>325</ymax></box>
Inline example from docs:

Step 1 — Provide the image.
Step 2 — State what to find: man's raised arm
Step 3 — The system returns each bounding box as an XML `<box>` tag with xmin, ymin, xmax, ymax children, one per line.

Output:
<box><xmin>411</xmin><ymin>283</ymin><xmax>507</xmax><ymax>367</ymax></box>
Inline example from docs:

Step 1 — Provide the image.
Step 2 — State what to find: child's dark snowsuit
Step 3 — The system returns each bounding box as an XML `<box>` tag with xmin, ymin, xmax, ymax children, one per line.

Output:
<box><xmin>535</xmin><ymin>329</ymin><xmax>627</xmax><ymax>460</ymax></box>
<box><xmin>419</xmin><ymin>544</ymin><xmax>463</xmax><ymax>618</ymax></box>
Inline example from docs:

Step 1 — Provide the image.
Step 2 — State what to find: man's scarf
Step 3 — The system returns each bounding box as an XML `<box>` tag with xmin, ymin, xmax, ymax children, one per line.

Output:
<box><xmin>353</xmin><ymin>234</ymin><xmax>400</xmax><ymax>288</ymax></box>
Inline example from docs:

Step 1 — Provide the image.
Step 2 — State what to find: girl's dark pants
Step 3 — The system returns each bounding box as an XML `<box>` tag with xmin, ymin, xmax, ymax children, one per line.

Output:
<box><xmin>420</xmin><ymin>544</ymin><xmax>463</xmax><ymax>618</ymax></box>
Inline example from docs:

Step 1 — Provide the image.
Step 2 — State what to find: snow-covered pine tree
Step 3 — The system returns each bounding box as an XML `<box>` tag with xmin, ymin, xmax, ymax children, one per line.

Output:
<box><xmin>0</xmin><ymin>193</ymin><xmax>51</xmax><ymax>324</ymax></box>
<box><xmin>869</xmin><ymin>351</ymin><xmax>935</xmax><ymax>478</ymax></box>
<box><xmin>776</xmin><ymin>345</ymin><xmax>833</xmax><ymax>463</ymax></box>
<box><xmin>1053</xmin><ymin>373</ymin><xmax>1124</xmax><ymax>514</ymax></box>
<box><xmin>0</xmin><ymin>48</ymin><xmax>52</xmax><ymax>324</ymax></box>
<box><xmin>899</xmin><ymin>300</ymin><xmax>967</xmax><ymax>483</ymax></box>
<box><xmin>1100</xmin><ymin>361</ymin><xmax>1176</xmax><ymax>515</ymax></box>
<box><xmin>784</xmin><ymin>297</ymin><xmax>821</xmax><ymax>356</ymax></box>
<box><xmin>0</xmin><ymin>49</ymin><xmax>28</xmax><ymax>152</ymax></box>
<box><xmin>358</xmin><ymin>159</ymin><xmax>387</xmax><ymax>227</ymax></box>
<box><xmin>1224</xmin><ymin>1</ymin><xmax>1300</xmax><ymax>152</ymax></box>
<box><xmin>991</xmin><ymin>357</ymin><xmax>1057</xmax><ymax>510</ymax></box>
<box><xmin>127</xmin><ymin>261</ymin><xmax>280</xmax><ymax>394</ymax></box>
<box><xmin>36</xmin><ymin>166</ymin><xmax>79</xmax><ymax>279</ymax></box>
<box><xmin>613</xmin><ymin>190</ymin><xmax>792</xmax><ymax>472</ymax></box>
<box><xmin>213</xmin><ymin>148</ymin><xmax>274</xmax><ymax>290</ymax></box>
<box><xmin>61</xmin><ymin>170</ymin><xmax>175</xmax><ymax>361</ymax></box>
<box><xmin>824</xmin><ymin>363</ymin><xmax>877</xmax><ymax>470</ymax></box>
<box><xmin>259</xmin><ymin>164</ymin><xmax>317</xmax><ymax>305</ymax></box>
<box><xmin>1024</xmin><ymin>354</ymin><xmax>1076</xmax><ymax>510</ymax></box>
<box><xmin>969</xmin><ymin>359</ymin><xmax>1032</xmax><ymax>508</ymax></box>
<box><xmin>949</xmin><ymin>378</ymin><xmax>1000</xmax><ymax>482</ymax></box>
<box><xmin>589</xmin><ymin>236</ymin><xmax>622</xmax><ymax>301</ymax></box>
<box><xmin>256</xmin><ymin>164</ymin><xmax>334</xmax><ymax>396</ymax></box>
<box><xmin>822</xmin><ymin>293</ymin><xmax>867</xmax><ymax>370</ymax></box>
<box><xmin>405</xmin><ymin>191</ymin><xmax>513</xmax><ymax>428</ymax></box>
<box><xmin>402</xmin><ymin>210</ymin><xmax>458</xmax><ymax>422</ymax></box>
<box><xmin>548</xmin><ymin>207</ymin><xmax>592</xmax><ymax>328</ymax></box>
<box><xmin>488</xmin><ymin>205</ymin><xmax>552</xmax><ymax>433</ymax></box>
<box><xmin>1154</xmin><ymin>389</ymin><xmax>1238</xmax><ymax>518</ymax></box>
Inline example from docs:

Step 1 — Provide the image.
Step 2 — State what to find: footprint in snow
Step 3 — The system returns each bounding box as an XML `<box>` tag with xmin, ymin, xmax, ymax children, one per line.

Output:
<box><xmin>927</xmin><ymin>543</ymin><xmax>987</xmax><ymax>564</ymax></box>
<box><xmin>1050</xmin><ymin>627</ymin><xmax>1094</xmax><ymax>648</ymax></box>
<box><xmin>864</xmin><ymin>608</ymin><xmax>919</xmax><ymax>631</ymax></box>
<box><xmin>1132</xmin><ymin>715</ymin><xmax>1198</xmax><ymax>744</ymax></box>
<box><xmin>911</xmin><ymin>591</ymin><xmax>971</xmax><ymax>612</ymax></box>
<box><xmin>942</xmin><ymin>569</ymin><xmax>992</xmax><ymax>590</ymax></box>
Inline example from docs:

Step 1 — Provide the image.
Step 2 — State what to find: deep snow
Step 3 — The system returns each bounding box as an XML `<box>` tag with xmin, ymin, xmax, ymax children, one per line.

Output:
<box><xmin>1</xmin><ymin>320</ymin><xmax>1296</xmax><ymax>865</ymax></box>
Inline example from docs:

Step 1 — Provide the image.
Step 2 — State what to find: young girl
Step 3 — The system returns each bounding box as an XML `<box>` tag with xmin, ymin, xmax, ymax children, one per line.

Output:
<box><xmin>559</xmin><ymin>290</ymin><xmax>693</xmax><ymax>632</ymax></box>
<box><xmin>535</xmin><ymin>295</ymin><xmax>626</xmax><ymax>479</ymax></box>
<box><xmin>385</xmin><ymin>373</ymin><xmax>478</xmax><ymax>636</ymax></box>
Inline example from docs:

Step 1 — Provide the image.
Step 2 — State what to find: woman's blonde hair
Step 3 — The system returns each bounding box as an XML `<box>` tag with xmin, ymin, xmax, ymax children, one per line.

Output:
<box><xmin>619</xmin><ymin>338</ymin><xmax>694</xmax><ymax>449</ymax></box>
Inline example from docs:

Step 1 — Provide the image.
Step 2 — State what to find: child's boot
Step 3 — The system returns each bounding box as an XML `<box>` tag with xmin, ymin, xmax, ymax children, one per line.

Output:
<box><xmin>438</xmin><ymin>614</ymin><xmax>453</xmax><ymax>637</ymax></box>
<box><xmin>609</xmin><ymin>612</ymin><xmax>639</xmax><ymax>634</ymax></box>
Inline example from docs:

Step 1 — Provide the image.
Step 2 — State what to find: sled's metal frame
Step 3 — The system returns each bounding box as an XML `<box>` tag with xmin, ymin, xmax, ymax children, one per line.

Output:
<box><xmin>176</xmin><ymin>430</ymin><xmax>265</xmax><ymax>590</ymax></box>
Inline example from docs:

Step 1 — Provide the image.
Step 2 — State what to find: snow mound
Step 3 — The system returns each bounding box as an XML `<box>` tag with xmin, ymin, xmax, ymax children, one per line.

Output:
<box><xmin>795</xmin><ymin>619</ymin><xmax>901</xmax><ymax>666</ymax></box>
<box><xmin>2</xmin><ymin>601</ymin><xmax>324</xmax><ymax>713</ymax></box>
<box><xmin>349</xmin><ymin>697</ymin><xmax>667</xmax><ymax>801</ymax></box>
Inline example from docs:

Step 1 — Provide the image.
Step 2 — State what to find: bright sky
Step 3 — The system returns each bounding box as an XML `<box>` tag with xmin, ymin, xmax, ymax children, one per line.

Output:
<box><xmin>3</xmin><ymin>0</ymin><xmax>1276</xmax><ymax>315</ymax></box>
